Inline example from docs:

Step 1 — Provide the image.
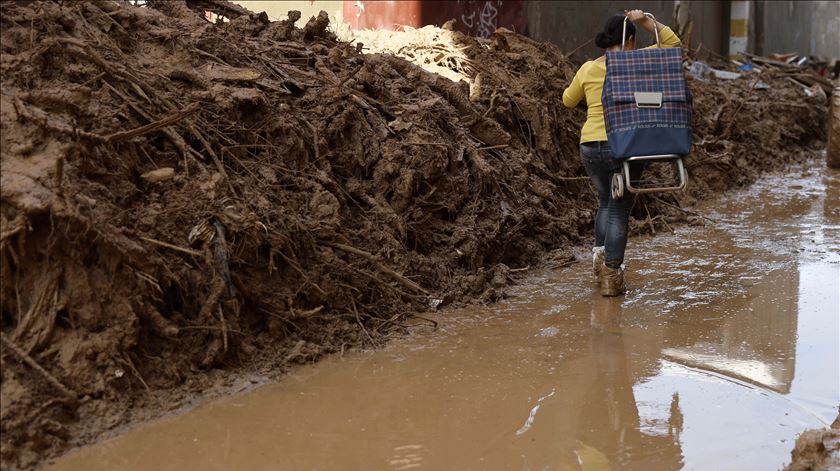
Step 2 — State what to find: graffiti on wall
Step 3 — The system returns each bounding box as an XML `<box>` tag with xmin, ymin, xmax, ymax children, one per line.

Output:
<box><xmin>459</xmin><ymin>1</ymin><xmax>501</xmax><ymax>38</ymax></box>
<box><xmin>344</xmin><ymin>0</ymin><xmax>526</xmax><ymax>38</ymax></box>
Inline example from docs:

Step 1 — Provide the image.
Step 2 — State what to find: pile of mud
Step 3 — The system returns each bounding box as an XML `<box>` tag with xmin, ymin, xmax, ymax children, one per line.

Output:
<box><xmin>785</xmin><ymin>417</ymin><xmax>840</xmax><ymax>471</ymax></box>
<box><xmin>0</xmin><ymin>1</ymin><xmax>828</xmax><ymax>468</ymax></box>
<box><xmin>347</xmin><ymin>23</ymin><xmax>830</xmax><ymax>228</ymax></box>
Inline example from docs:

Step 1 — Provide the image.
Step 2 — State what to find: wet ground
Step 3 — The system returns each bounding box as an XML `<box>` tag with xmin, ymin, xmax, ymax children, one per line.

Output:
<box><xmin>45</xmin><ymin>165</ymin><xmax>839</xmax><ymax>471</ymax></box>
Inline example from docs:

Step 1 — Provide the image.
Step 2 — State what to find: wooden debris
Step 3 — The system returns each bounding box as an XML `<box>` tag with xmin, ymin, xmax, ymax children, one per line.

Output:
<box><xmin>141</xmin><ymin>167</ymin><xmax>176</xmax><ymax>183</ymax></box>
<box><xmin>327</xmin><ymin>242</ymin><xmax>430</xmax><ymax>295</ymax></box>
<box><xmin>1</xmin><ymin>333</ymin><xmax>78</xmax><ymax>404</ymax></box>
<box><xmin>829</xmin><ymin>87</ymin><xmax>840</xmax><ymax>169</ymax></box>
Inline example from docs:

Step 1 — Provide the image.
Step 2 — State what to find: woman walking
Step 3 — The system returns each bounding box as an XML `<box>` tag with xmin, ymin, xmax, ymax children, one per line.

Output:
<box><xmin>562</xmin><ymin>9</ymin><xmax>681</xmax><ymax>296</ymax></box>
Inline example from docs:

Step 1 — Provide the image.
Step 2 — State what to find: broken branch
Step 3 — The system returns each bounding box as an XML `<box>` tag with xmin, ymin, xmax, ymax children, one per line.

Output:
<box><xmin>105</xmin><ymin>103</ymin><xmax>199</xmax><ymax>143</ymax></box>
<box><xmin>327</xmin><ymin>242</ymin><xmax>429</xmax><ymax>295</ymax></box>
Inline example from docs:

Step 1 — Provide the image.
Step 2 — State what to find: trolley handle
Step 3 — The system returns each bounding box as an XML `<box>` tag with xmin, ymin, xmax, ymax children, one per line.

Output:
<box><xmin>621</xmin><ymin>12</ymin><xmax>660</xmax><ymax>51</ymax></box>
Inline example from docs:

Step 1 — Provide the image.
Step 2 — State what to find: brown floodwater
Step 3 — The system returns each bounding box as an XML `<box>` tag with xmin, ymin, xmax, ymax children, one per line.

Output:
<box><xmin>46</xmin><ymin>165</ymin><xmax>839</xmax><ymax>470</ymax></box>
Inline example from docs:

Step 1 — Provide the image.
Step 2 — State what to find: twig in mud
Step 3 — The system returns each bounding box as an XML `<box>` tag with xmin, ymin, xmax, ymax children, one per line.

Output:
<box><xmin>218</xmin><ymin>306</ymin><xmax>228</xmax><ymax>353</ymax></box>
<box><xmin>555</xmin><ymin>176</ymin><xmax>590</xmax><ymax>181</ymax></box>
<box><xmin>477</xmin><ymin>144</ymin><xmax>509</xmax><ymax>151</ymax></box>
<box><xmin>103</xmin><ymin>83</ymin><xmax>195</xmax><ymax>171</ymax></box>
<box><xmin>186</xmin><ymin>121</ymin><xmax>229</xmax><ymax>185</ymax></box>
<box><xmin>653</xmin><ymin>215</ymin><xmax>675</xmax><ymax>233</ymax></box>
<box><xmin>353</xmin><ymin>267</ymin><xmax>423</xmax><ymax>301</ymax></box>
<box><xmin>337</xmin><ymin>63</ymin><xmax>364</xmax><ymax>87</ymax></box>
<box><xmin>275</xmin><ymin>249</ymin><xmax>327</xmax><ymax>296</ymax></box>
<box><xmin>408</xmin><ymin>314</ymin><xmax>438</xmax><ymax>330</ymax></box>
<box><xmin>140</xmin><ymin>236</ymin><xmax>202</xmax><ymax>256</ymax></box>
<box><xmin>548</xmin><ymin>259</ymin><xmax>578</xmax><ymax>270</ymax></box>
<box><xmin>351</xmin><ymin>298</ymin><xmax>375</xmax><ymax>345</ymax></box>
<box><xmin>128</xmin><ymin>266</ymin><xmax>163</xmax><ymax>295</ymax></box>
<box><xmin>210</xmin><ymin>218</ymin><xmax>235</xmax><ymax>297</ymax></box>
<box><xmin>643</xmin><ymin>202</ymin><xmax>656</xmax><ymax>235</ymax></box>
<box><xmin>653</xmin><ymin>197</ymin><xmax>718</xmax><ymax>224</ymax></box>
<box><xmin>104</xmin><ymin>103</ymin><xmax>199</xmax><ymax>143</ymax></box>
<box><xmin>722</xmin><ymin>73</ymin><xmax>763</xmax><ymax>139</ymax></box>
<box><xmin>193</xmin><ymin>47</ymin><xmax>232</xmax><ymax>67</ymax></box>
<box><xmin>119</xmin><ymin>353</ymin><xmax>150</xmax><ymax>393</ymax></box>
<box><xmin>301</xmin><ymin>117</ymin><xmax>320</xmax><ymax>163</ymax></box>
<box><xmin>372</xmin><ymin>312</ymin><xmax>402</xmax><ymax>334</ymax></box>
<box><xmin>1</xmin><ymin>333</ymin><xmax>77</xmax><ymax>403</ymax></box>
<box><xmin>289</xmin><ymin>305</ymin><xmax>324</xmax><ymax>319</ymax></box>
<box><xmin>402</xmin><ymin>141</ymin><xmax>449</xmax><ymax>147</ymax></box>
<box><xmin>81</xmin><ymin>71</ymin><xmax>107</xmax><ymax>88</ymax></box>
<box><xmin>327</xmin><ymin>242</ymin><xmax>429</xmax><ymax>295</ymax></box>
<box><xmin>179</xmin><ymin>325</ymin><xmax>245</xmax><ymax>335</ymax></box>
<box><xmin>259</xmin><ymin>307</ymin><xmax>297</xmax><ymax>335</ymax></box>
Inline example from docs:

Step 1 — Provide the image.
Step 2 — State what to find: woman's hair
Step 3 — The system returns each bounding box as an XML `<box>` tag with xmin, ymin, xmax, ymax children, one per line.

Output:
<box><xmin>595</xmin><ymin>14</ymin><xmax>636</xmax><ymax>49</ymax></box>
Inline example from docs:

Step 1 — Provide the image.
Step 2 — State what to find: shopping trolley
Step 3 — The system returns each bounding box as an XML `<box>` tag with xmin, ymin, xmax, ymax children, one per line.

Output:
<box><xmin>602</xmin><ymin>13</ymin><xmax>692</xmax><ymax>198</ymax></box>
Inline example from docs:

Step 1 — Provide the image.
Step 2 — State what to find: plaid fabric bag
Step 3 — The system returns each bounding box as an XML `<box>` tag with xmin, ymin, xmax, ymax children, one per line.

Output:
<box><xmin>602</xmin><ymin>47</ymin><xmax>692</xmax><ymax>159</ymax></box>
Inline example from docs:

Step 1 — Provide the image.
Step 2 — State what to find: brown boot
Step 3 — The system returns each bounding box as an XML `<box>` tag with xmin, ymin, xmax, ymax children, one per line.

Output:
<box><xmin>592</xmin><ymin>246</ymin><xmax>605</xmax><ymax>278</ymax></box>
<box><xmin>599</xmin><ymin>264</ymin><xmax>626</xmax><ymax>296</ymax></box>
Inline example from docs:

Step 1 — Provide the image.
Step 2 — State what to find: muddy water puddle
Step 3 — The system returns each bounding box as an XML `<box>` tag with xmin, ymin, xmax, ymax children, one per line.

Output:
<box><xmin>47</xmin><ymin>166</ymin><xmax>839</xmax><ymax>470</ymax></box>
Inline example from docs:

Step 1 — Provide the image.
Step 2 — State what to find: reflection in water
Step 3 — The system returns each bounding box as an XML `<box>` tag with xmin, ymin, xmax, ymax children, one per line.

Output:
<box><xmin>575</xmin><ymin>297</ymin><xmax>684</xmax><ymax>470</ymax></box>
<box><xmin>661</xmin><ymin>267</ymin><xmax>799</xmax><ymax>393</ymax></box>
<box><xmin>44</xmin><ymin>167</ymin><xmax>839</xmax><ymax>471</ymax></box>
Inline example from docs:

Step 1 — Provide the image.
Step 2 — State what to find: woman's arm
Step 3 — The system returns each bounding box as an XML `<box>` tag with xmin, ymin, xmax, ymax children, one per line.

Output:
<box><xmin>562</xmin><ymin>68</ymin><xmax>585</xmax><ymax>108</ymax></box>
<box><xmin>625</xmin><ymin>9</ymin><xmax>664</xmax><ymax>35</ymax></box>
<box><xmin>626</xmin><ymin>9</ymin><xmax>681</xmax><ymax>47</ymax></box>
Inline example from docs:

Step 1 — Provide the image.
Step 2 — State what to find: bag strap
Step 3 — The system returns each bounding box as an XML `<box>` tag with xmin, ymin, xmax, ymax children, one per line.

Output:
<box><xmin>622</xmin><ymin>13</ymin><xmax>660</xmax><ymax>50</ymax></box>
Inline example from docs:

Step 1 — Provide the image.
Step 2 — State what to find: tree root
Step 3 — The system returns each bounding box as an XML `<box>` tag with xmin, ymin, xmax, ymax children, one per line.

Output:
<box><xmin>1</xmin><ymin>333</ymin><xmax>77</xmax><ymax>404</ymax></box>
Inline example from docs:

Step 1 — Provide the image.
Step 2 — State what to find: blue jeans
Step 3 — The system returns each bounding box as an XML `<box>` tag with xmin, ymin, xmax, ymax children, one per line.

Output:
<box><xmin>580</xmin><ymin>142</ymin><xmax>643</xmax><ymax>268</ymax></box>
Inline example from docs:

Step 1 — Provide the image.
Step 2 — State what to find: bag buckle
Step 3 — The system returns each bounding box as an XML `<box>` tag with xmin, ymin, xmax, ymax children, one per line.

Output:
<box><xmin>634</xmin><ymin>92</ymin><xmax>663</xmax><ymax>108</ymax></box>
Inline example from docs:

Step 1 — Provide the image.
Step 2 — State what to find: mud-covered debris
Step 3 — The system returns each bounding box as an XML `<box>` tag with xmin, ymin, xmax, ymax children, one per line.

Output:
<box><xmin>785</xmin><ymin>421</ymin><xmax>840</xmax><ymax>471</ymax></box>
<box><xmin>0</xmin><ymin>1</ymin><xmax>828</xmax><ymax>469</ymax></box>
<box><xmin>141</xmin><ymin>167</ymin><xmax>176</xmax><ymax>183</ymax></box>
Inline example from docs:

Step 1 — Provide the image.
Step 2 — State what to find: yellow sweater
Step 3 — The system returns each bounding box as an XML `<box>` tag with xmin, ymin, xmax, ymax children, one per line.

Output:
<box><xmin>562</xmin><ymin>27</ymin><xmax>681</xmax><ymax>143</ymax></box>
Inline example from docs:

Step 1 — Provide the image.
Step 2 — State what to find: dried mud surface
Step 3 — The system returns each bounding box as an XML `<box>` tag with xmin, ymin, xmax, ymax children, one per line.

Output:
<box><xmin>0</xmin><ymin>2</ymin><xmax>828</xmax><ymax>469</ymax></box>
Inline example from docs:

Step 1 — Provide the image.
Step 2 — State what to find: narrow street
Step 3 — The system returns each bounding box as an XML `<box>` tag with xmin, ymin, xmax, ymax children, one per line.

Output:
<box><xmin>46</xmin><ymin>165</ymin><xmax>839</xmax><ymax>470</ymax></box>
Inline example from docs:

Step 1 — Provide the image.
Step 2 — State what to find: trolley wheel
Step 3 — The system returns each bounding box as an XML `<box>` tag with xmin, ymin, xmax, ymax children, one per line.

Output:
<box><xmin>611</xmin><ymin>172</ymin><xmax>624</xmax><ymax>199</ymax></box>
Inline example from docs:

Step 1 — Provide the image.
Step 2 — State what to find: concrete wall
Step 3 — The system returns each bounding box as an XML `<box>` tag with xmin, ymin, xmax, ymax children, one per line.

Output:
<box><xmin>526</xmin><ymin>1</ymin><xmax>676</xmax><ymax>61</ymax></box>
<box><xmin>761</xmin><ymin>1</ymin><xmax>814</xmax><ymax>56</ymax></box>
<box><xmin>525</xmin><ymin>1</ymin><xmax>727</xmax><ymax>61</ymax></box>
<box><xmin>759</xmin><ymin>0</ymin><xmax>840</xmax><ymax>58</ymax></box>
<box><xmin>811</xmin><ymin>1</ymin><xmax>840</xmax><ymax>58</ymax></box>
<box><xmin>680</xmin><ymin>0</ymin><xmax>728</xmax><ymax>57</ymax></box>
<box><xmin>232</xmin><ymin>1</ymin><xmax>838</xmax><ymax>61</ymax></box>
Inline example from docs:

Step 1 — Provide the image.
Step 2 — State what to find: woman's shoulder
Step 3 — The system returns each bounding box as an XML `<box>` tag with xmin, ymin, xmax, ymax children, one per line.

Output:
<box><xmin>576</xmin><ymin>60</ymin><xmax>606</xmax><ymax>74</ymax></box>
<box><xmin>578</xmin><ymin>60</ymin><xmax>601</xmax><ymax>70</ymax></box>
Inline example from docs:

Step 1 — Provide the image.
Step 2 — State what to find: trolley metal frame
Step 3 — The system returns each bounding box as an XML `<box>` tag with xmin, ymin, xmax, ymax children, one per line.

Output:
<box><xmin>610</xmin><ymin>154</ymin><xmax>688</xmax><ymax>199</ymax></box>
